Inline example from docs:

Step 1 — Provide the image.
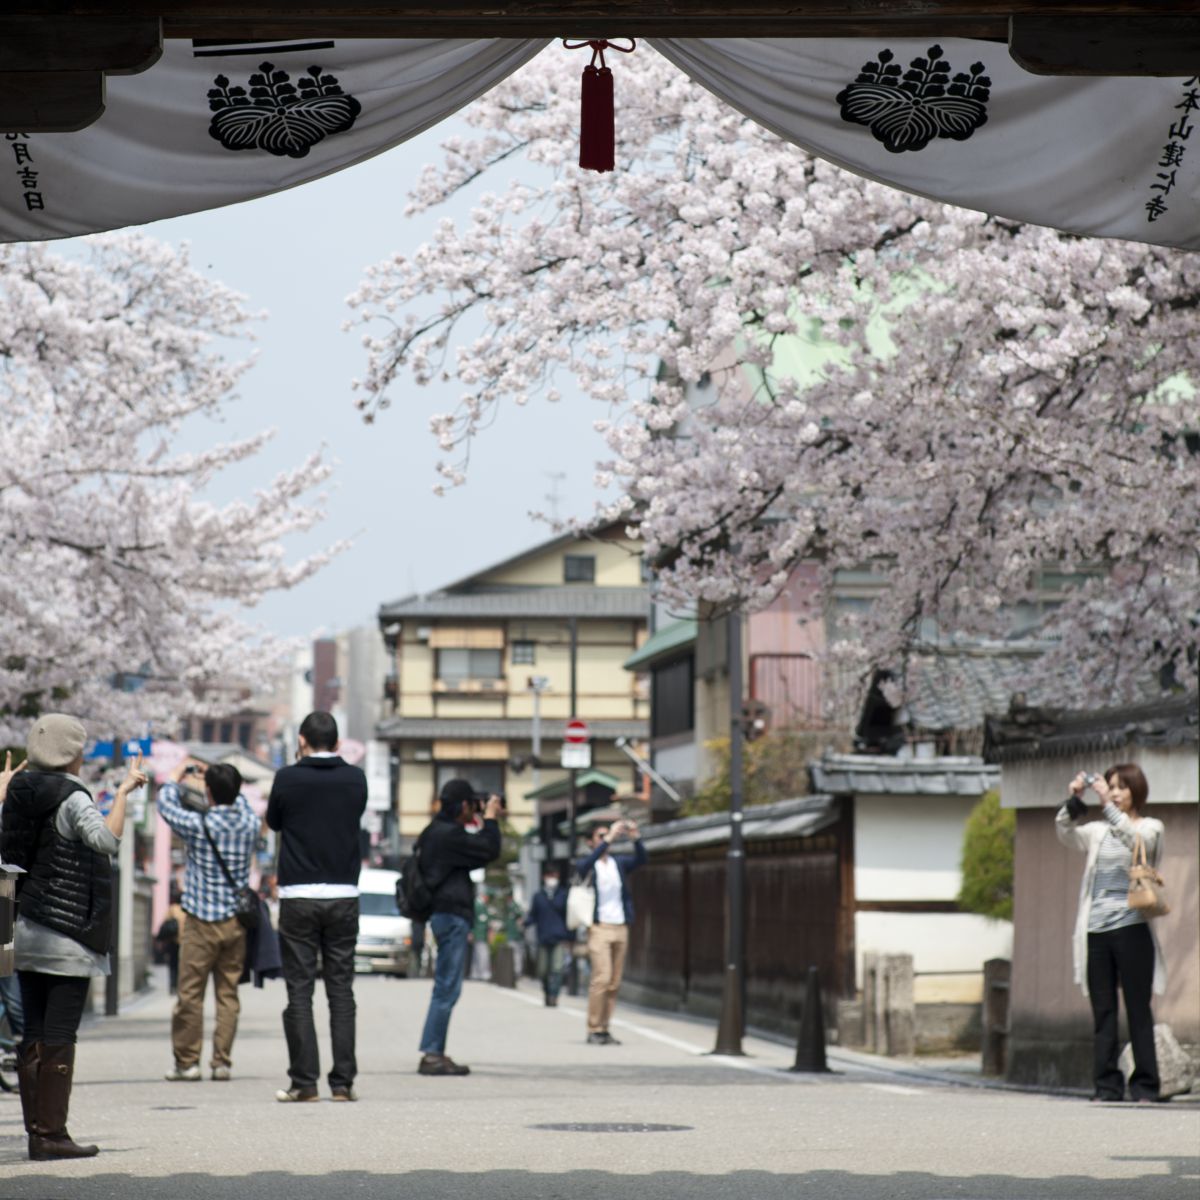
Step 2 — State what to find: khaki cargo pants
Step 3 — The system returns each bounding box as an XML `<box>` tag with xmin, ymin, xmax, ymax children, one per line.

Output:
<box><xmin>586</xmin><ymin>922</ymin><xmax>629</xmax><ymax>1034</ymax></box>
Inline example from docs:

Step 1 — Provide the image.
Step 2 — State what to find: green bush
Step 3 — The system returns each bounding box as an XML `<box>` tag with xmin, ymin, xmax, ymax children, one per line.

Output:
<box><xmin>958</xmin><ymin>789</ymin><xmax>1015</xmax><ymax>921</ymax></box>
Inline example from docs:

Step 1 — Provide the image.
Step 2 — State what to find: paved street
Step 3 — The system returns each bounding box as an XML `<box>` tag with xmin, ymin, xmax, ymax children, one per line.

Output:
<box><xmin>1</xmin><ymin>971</ymin><xmax>1196</xmax><ymax>1200</ymax></box>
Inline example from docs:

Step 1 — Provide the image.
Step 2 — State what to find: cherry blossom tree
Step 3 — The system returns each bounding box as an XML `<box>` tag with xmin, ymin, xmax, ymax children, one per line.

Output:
<box><xmin>0</xmin><ymin>233</ymin><xmax>337</xmax><ymax>743</ymax></box>
<box><xmin>348</xmin><ymin>47</ymin><xmax>1200</xmax><ymax>704</ymax></box>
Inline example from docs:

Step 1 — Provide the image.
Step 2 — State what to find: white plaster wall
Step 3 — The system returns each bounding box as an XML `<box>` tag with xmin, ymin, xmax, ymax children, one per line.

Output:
<box><xmin>854</xmin><ymin>793</ymin><xmax>979</xmax><ymax>901</ymax></box>
<box><xmin>653</xmin><ymin>740</ymin><xmax>697</xmax><ymax>788</ymax></box>
<box><xmin>1000</xmin><ymin>746</ymin><xmax>1198</xmax><ymax>809</ymax></box>
<box><xmin>855</xmin><ymin>911</ymin><xmax>1014</xmax><ymax>992</ymax></box>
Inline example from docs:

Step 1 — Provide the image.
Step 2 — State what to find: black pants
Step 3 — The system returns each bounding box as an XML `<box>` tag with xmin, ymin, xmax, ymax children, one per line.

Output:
<box><xmin>279</xmin><ymin>896</ymin><xmax>358</xmax><ymax>1090</ymax></box>
<box><xmin>17</xmin><ymin>971</ymin><xmax>91</xmax><ymax>1047</ymax></box>
<box><xmin>1087</xmin><ymin>923</ymin><xmax>1159</xmax><ymax>1101</ymax></box>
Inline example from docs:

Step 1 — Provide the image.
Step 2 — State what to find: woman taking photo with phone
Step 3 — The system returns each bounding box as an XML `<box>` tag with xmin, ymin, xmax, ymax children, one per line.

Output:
<box><xmin>1056</xmin><ymin>763</ymin><xmax>1164</xmax><ymax>1103</ymax></box>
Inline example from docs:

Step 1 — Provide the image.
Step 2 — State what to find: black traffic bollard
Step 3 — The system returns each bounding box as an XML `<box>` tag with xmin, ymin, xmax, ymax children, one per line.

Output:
<box><xmin>789</xmin><ymin>965</ymin><xmax>832</xmax><ymax>1073</ymax></box>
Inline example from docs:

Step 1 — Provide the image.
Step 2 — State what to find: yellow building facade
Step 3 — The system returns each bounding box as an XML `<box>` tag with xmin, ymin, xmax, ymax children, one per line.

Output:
<box><xmin>376</xmin><ymin>527</ymin><xmax>649</xmax><ymax>844</ymax></box>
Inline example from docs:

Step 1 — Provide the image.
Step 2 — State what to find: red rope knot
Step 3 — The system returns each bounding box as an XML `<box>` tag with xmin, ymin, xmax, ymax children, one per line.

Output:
<box><xmin>562</xmin><ymin>38</ymin><xmax>636</xmax><ymax>173</ymax></box>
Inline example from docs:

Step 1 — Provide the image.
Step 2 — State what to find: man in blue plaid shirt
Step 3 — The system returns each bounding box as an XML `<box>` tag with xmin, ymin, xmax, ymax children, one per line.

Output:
<box><xmin>157</xmin><ymin>760</ymin><xmax>259</xmax><ymax>1082</ymax></box>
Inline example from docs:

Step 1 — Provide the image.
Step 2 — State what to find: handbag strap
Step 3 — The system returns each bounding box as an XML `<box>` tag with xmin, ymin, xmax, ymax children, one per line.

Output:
<box><xmin>1131</xmin><ymin>833</ymin><xmax>1147</xmax><ymax>869</ymax></box>
<box><xmin>201</xmin><ymin>812</ymin><xmax>242</xmax><ymax>893</ymax></box>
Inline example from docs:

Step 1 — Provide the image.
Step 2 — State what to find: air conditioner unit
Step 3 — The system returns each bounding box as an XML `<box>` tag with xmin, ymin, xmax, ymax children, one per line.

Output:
<box><xmin>416</xmin><ymin>626</ymin><xmax>432</xmax><ymax>642</ymax></box>
<box><xmin>413</xmin><ymin>749</ymin><xmax>432</xmax><ymax>763</ymax></box>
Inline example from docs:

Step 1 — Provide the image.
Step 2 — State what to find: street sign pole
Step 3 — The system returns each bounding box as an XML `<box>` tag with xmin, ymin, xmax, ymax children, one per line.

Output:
<box><xmin>714</xmin><ymin>610</ymin><xmax>746</xmax><ymax>1055</ymax></box>
<box><xmin>567</xmin><ymin>616</ymin><xmax>580</xmax><ymax>997</ymax></box>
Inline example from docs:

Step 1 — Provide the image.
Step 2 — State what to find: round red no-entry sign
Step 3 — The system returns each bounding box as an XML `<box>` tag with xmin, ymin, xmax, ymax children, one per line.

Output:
<box><xmin>564</xmin><ymin>718</ymin><xmax>590</xmax><ymax>743</ymax></box>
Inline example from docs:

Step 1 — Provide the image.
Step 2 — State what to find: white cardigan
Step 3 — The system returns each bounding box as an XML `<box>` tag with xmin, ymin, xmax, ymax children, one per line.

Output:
<box><xmin>1054</xmin><ymin>804</ymin><xmax>1166</xmax><ymax>997</ymax></box>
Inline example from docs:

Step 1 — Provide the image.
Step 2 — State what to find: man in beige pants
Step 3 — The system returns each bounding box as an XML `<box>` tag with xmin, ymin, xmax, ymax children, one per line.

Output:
<box><xmin>157</xmin><ymin>761</ymin><xmax>259</xmax><ymax>1081</ymax></box>
<box><xmin>575</xmin><ymin>820</ymin><xmax>647</xmax><ymax>1045</ymax></box>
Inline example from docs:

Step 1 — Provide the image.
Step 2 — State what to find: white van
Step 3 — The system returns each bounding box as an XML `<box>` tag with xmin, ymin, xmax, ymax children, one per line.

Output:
<box><xmin>354</xmin><ymin>867</ymin><xmax>413</xmax><ymax>976</ymax></box>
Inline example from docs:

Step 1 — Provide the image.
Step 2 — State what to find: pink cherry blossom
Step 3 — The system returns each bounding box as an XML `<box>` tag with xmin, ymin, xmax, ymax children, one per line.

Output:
<box><xmin>0</xmin><ymin>233</ymin><xmax>338</xmax><ymax>743</ymax></box>
<box><xmin>348</xmin><ymin>47</ymin><xmax>1199</xmax><ymax>706</ymax></box>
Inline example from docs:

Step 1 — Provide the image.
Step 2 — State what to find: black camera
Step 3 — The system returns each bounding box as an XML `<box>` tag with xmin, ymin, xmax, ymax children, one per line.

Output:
<box><xmin>471</xmin><ymin>792</ymin><xmax>506</xmax><ymax>812</ymax></box>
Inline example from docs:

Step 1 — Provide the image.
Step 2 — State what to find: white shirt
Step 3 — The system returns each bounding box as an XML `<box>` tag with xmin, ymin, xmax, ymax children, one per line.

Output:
<box><xmin>594</xmin><ymin>854</ymin><xmax>625</xmax><ymax>925</ymax></box>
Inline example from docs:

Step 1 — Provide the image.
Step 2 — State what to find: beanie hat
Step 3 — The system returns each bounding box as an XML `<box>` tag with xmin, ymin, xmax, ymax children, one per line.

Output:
<box><xmin>26</xmin><ymin>714</ymin><xmax>88</xmax><ymax>771</ymax></box>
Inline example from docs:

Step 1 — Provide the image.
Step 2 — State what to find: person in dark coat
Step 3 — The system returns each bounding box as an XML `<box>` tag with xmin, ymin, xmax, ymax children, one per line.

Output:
<box><xmin>266</xmin><ymin>711</ymin><xmax>367</xmax><ymax>1103</ymax></box>
<box><xmin>415</xmin><ymin>780</ymin><xmax>502</xmax><ymax>1076</ymax></box>
<box><xmin>524</xmin><ymin>863</ymin><xmax>572</xmax><ymax>1007</ymax></box>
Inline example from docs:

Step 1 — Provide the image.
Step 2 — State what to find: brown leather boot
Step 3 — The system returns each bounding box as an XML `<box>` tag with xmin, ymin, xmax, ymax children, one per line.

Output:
<box><xmin>16</xmin><ymin>1041</ymin><xmax>41</xmax><ymax>1137</ymax></box>
<box><xmin>28</xmin><ymin>1043</ymin><xmax>99</xmax><ymax>1160</ymax></box>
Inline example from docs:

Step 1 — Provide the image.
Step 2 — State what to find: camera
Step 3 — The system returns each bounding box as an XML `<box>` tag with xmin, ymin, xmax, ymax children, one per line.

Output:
<box><xmin>471</xmin><ymin>792</ymin><xmax>506</xmax><ymax>813</ymax></box>
<box><xmin>1081</xmin><ymin>773</ymin><xmax>1098</xmax><ymax>786</ymax></box>
<box><xmin>183</xmin><ymin>764</ymin><xmax>202</xmax><ymax>776</ymax></box>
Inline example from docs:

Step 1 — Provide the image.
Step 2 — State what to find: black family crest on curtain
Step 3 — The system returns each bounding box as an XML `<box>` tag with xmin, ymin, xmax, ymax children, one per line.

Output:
<box><xmin>208</xmin><ymin>62</ymin><xmax>362</xmax><ymax>158</ymax></box>
<box><xmin>836</xmin><ymin>46</ymin><xmax>990</xmax><ymax>154</ymax></box>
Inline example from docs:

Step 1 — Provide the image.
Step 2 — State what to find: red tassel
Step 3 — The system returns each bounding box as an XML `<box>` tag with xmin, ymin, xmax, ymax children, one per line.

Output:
<box><xmin>563</xmin><ymin>39</ymin><xmax>635</xmax><ymax>174</ymax></box>
<box><xmin>580</xmin><ymin>63</ymin><xmax>614</xmax><ymax>172</ymax></box>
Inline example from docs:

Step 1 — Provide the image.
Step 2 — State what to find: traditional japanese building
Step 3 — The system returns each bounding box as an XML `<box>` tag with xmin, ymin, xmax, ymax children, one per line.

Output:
<box><xmin>376</xmin><ymin>524</ymin><xmax>649</xmax><ymax>845</ymax></box>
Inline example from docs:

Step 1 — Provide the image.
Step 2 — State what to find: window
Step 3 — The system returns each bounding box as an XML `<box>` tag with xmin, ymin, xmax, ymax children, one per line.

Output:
<box><xmin>652</xmin><ymin>656</ymin><xmax>694</xmax><ymax>739</ymax></box>
<box><xmin>359</xmin><ymin>891</ymin><xmax>401</xmax><ymax>917</ymax></box>
<box><xmin>180</xmin><ymin>719</ymin><xmax>192</xmax><ymax>741</ymax></box>
<box><xmin>563</xmin><ymin>554</ymin><xmax>595</xmax><ymax>583</ymax></box>
<box><xmin>200</xmin><ymin>720</ymin><xmax>215</xmax><ymax>743</ymax></box>
<box><xmin>220</xmin><ymin>721</ymin><xmax>234</xmax><ymax>744</ymax></box>
<box><xmin>511</xmin><ymin>640</ymin><xmax>536</xmax><ymax>665</ymax></box>
<box><xmin>237</xmin><ymin>721</ymin><xmax>253</xmax><ymax>750</ymax></box>
<box><xmin>436</xmin><ymin>647</ymin><xmax>503</xmax><ymax>683</ymax></box>
<box><xmin>435</xmin><ymin>763</ymin><xmax>504</xmax><ymax>798</ymax></box>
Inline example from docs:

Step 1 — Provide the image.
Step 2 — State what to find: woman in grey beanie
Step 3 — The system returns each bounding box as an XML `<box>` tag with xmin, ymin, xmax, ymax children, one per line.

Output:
<box><xmin>0</xmin><ymin>716</ymin><xmax>146</xmax><ymax>1160</ymax></box>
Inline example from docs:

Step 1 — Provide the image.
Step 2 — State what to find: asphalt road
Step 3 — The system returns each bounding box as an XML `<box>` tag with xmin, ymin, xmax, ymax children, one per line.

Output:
<box><xmin>1</xmin><ymin>969</ymin><xmax>1196</xmax><ymax>1200</ymax></box>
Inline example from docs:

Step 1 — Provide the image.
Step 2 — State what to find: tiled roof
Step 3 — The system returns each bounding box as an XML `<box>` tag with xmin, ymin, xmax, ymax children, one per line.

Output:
<box><xmin>984</xmin><ymin>691</ymin><xmax>1198</xmax><ymax>763</ymax></box>
<box><xmin>639</xmin><ymin>795</ymin><xmax>837</xmax><ymax>853</ymax></box>
<box><xmin>900</xmin><ymin>649</ymin><xmax>1045</xmax><ymax>733</ymax></box>
<box><xmin>623</xmin><ymin>619</ymin><xmax>697</xmax><ymax>672</ymax></box>
<box><xmin>378</xmin><ymin>586</ymin><xmax>648</xmax><ymax>621</ymax></box>
<box><xmin>375</xmin><ymin>717</ymin><xmax>648</xmax><ymax>742</ymax></box>
<box><xmin>810</xmin><ymin>753</ymin><xmax>999</xmax><ymax>797</ymax></box>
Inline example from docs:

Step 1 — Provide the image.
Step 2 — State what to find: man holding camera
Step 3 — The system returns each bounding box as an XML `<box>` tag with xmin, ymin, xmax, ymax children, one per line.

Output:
<box><xmin>415</xmin><ymin>779</ymin><xmax>503</xmax><ymax>1076</ymax></box>
<box><xmin>267</xmin><ymin>712</ymin><xmax>367</xmax><ymax>1103</ymax></box>
<box><xmin>576</xmin><ymin>819</ymin><xmax>647</xmax><ymax>1045</ymax></box>
<box><xmin>157</xmin><ymin>760</ymin><xmax>259</xmax><ymax>1082</ymax></box>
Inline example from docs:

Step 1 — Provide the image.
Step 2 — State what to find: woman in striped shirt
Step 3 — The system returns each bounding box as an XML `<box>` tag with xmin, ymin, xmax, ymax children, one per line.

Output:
<box><xmin>1056</xmin><ymin>763</ymin><xmax>1164</xmax><ymax>1103</ymax></box>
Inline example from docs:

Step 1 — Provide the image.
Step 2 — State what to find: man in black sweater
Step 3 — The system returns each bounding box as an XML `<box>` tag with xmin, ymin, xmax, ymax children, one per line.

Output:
<box><xmin>416</xmin><ymin>779</ymin><xmax>502</xmax><ymax>1076</ymax></box>
<box><xmin>266</xmin><ymin>711</ymin><xmax>367</xmax><ymax>1102</ymax></box>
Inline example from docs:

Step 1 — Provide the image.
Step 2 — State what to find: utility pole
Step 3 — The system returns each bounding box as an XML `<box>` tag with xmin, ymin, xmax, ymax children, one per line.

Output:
<box><xmin>713</xmin><ymin>610</ymin><xmax>746</xmax><ymax>1055</ymax></box>
<box><xmin>566</xmin><ymin>615</ymin><xmax>580</xmax><ymax>997</ymax></box>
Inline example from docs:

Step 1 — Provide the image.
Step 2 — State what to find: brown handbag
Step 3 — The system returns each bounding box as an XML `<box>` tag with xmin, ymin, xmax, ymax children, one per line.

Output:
<box><xmin>1127</xmin><ymin>833</ymin><xmax>1169</xmax><ymax>919</ymax></box>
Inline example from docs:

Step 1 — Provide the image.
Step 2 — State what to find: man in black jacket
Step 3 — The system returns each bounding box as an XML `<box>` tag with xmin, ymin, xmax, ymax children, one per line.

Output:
<box><xmin>266</xmin><ymin>711</ymin><xmax>367</xmax><ymax>1102</ymax></box>
<box><xmin>416</xmin><ymin>779</ymin><xmax>502</xmax><ymax>1076</ymax></box>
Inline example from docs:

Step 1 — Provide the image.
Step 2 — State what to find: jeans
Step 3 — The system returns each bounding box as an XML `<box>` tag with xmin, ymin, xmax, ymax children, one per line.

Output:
<box><xmin>279</xmin><ymin>896</ymin><xmax>359</xmax><ymax>1090</ymax></box>
<box><xmin>537</xmin><ymin>943</ymin><xmax>567</xmax><ymax>1000</ymax></box>
<box><xmin>17</xmin><ymin>972</ymin><xmax>91</xmax><ymax>1047</ymax></box>
<box><xmin>420</xmin><ymin>913</ymin><xmax>470</xmax><ymax>1056</ymax></box>
<box><xmin>0</xmin><ymin>971</ymin><xmax>25</xmax><ymax>1040</ymax></box>
<box><xmin>1087</xmin><ymin>923</ymin><xmax>1159</xmax><ymax>1100</ymax></box>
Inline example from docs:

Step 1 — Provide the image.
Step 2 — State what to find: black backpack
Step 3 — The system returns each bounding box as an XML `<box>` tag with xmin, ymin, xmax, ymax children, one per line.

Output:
<box><xmin>396</xmin><ymin>830</ymin><xmax>435</xmax><ymax>922</ymax></box>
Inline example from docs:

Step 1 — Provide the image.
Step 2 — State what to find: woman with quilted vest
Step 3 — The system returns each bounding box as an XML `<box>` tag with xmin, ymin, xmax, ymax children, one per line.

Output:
<box><xmin>0</xmin><ymin>715</ymin><xmax>146</xmax><ymax>1160</ymax></box>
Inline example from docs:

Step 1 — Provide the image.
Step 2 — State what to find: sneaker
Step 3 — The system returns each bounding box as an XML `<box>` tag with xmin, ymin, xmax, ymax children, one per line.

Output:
<box><xmin>417</xmin><ymin>1054</ymin><xmax>470</xmax><ymax>1076</ymax></box>
<box><xmin>165</xmin><ymin>1064</ymin><xmax>202</xmax><ymax>1082</ymax></box>
<box><xmin>275</xmin><ymin>1085</ymin><xmax>319</xmax><ymax>1102</ymax></box>
<box><xmin>211</xmin><ymin>1066</ymin><xmax>231</xmax><ymax>1081</ymax></box>
<box><xmin>586</xmin><ymin>1032</ymin><xmax>608</xmax><ymax>1045</ymax></box>
<box><xmin>330</xmin><ymin>1085</ymin><xmax>357</xmax><ymax>1102</ymax></box>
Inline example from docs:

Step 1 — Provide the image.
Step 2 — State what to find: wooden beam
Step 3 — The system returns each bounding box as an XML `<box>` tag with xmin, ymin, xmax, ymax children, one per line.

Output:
<box><xmin>0</xmin><ymin>18</ymin><xmax>161</xmax><ymax>74</ymax></box>
<box><xmin>1010</xmin><ymin>16</ymin><xmax>1200</xmax><ymax>75</ymax></box>
<box><xmin>0</xmin><ymin>71</ymin><xmax>105</xmax><ymax>132</ymax></box>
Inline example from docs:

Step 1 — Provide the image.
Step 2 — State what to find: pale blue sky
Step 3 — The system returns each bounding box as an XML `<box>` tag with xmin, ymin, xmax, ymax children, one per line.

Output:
<box><xmin>145</xmin><ymin>115</ymin><xmax>610</xmax><ymax>638</ymax></box>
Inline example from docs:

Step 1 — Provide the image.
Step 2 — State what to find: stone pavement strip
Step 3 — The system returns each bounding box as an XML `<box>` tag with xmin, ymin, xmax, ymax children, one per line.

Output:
<box><xmin>1</xmin><ymin>971</ymin><xmax>1196</xmax><ymax>1200</ymax></box>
